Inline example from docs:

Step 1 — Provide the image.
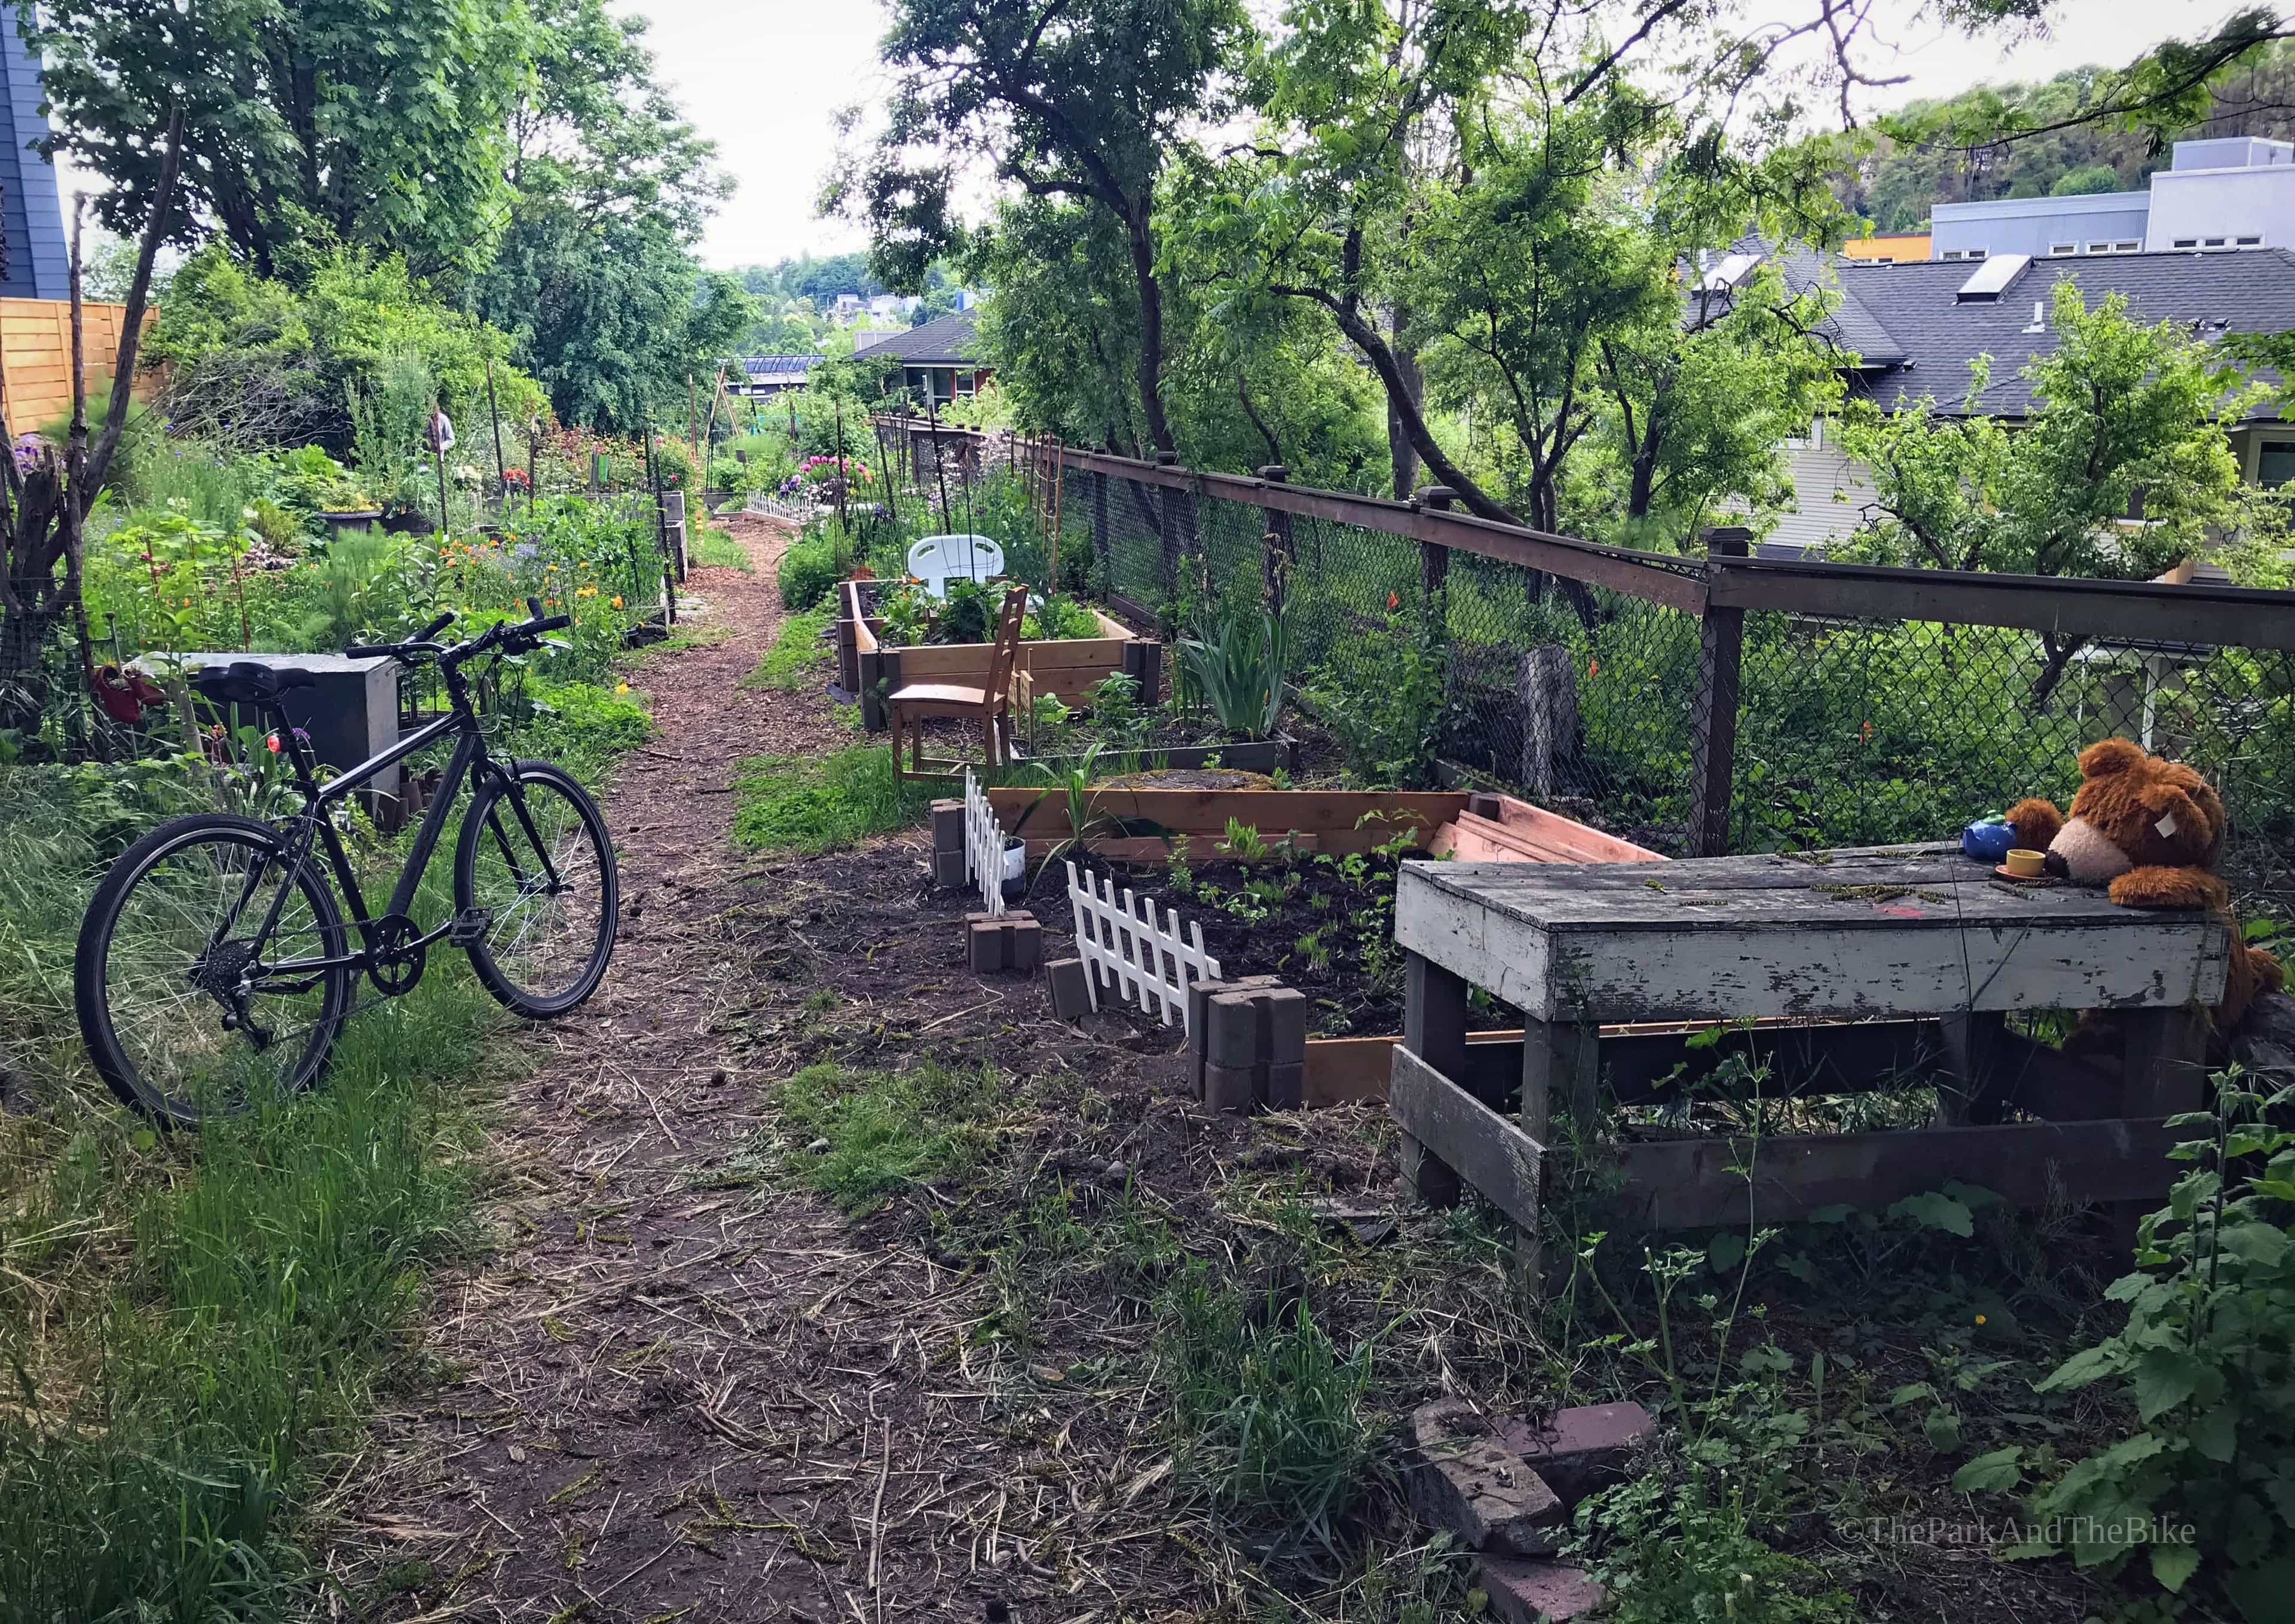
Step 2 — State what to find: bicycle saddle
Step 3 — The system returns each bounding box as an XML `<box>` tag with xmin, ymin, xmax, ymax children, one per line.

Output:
<box><xmin>191</xmin><ymin>662</ymin><xmax>318</xmax><ymax>707</ymax></box>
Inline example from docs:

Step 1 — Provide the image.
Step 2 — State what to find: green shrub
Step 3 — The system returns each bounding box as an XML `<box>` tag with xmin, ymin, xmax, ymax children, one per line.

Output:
<box><xmin>2027</xmin><ymin>1072</ymin><xmax>2295</xmax><ymax>1616</ymax></box>
<box><xmin>1301</xmin><ymin>605</ymin><xmax>1449</xmax><ymax>787</ymax></box>
<box><xmin>776</xmin><ymin>527</ymin><xmax>852</xmax><ymax>611</ymax></box>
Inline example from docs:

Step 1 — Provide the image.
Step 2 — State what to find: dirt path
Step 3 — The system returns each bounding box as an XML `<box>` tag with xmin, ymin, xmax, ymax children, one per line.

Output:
<box><xmin>335</xmin><ymin>517</ymin><xmax>1246</xmax><ymax>1623</ymax></box>
<box><xmin>334</xmin><ymin>518</ymin><xmax>908</xmax><ymax>1621</ymax></box>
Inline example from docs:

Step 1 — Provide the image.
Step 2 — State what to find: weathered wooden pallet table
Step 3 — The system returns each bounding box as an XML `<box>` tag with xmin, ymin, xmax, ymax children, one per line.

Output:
<box><xmin>1389</xmin><ymin>844</ymin><xmax>2230</xmax><ymax>1273</ymax></box>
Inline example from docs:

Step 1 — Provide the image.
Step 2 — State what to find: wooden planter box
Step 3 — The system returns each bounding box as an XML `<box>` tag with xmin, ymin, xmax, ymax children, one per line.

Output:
<box><xmin>837</xmin><ymin>577</ymin><xmax>1159</xmax><ymax>731</ymax></box>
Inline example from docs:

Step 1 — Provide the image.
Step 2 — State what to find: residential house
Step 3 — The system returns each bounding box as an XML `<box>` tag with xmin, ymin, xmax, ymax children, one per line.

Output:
<box><xmin>728</xmin><ymin>354</ymin><xmax>824</xmax><ymax>400</ymax></box>
<box><xmin>1729</xmin><ymin>246</ymin><xmax>2295</xmax><ymax>556</ymax></box>
<box><xmin>0</xmin><ymin>6</ymin><xmax>64</xmax><ymax>301</ymax></box>
<box><xmin>852</xmin><ymin>310</ymin><xmax>991</xmax><ymax>409</ymax></box>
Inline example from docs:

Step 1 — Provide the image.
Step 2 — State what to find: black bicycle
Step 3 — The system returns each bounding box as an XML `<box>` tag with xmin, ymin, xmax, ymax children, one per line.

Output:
<box><xmin>74</xmin><ymin>601</ymin><xmax>619</xmax><ymax>1124</ymax></box>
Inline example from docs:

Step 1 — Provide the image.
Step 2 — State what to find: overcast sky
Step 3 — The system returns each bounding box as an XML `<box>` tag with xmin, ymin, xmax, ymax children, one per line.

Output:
<box><xmin>45</xmin><ymin>0</ymin><xmax>2238</xmax><ymax>270</ymax></box>
<box><xmin>623</xmin><ymin>0</ymin><xmax>2232</xmax><ymax>271</ymax></box>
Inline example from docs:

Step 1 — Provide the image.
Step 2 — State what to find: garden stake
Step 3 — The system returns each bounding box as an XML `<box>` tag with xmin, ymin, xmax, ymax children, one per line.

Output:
<box><xmin>484</xmin><ymin>348</ymin><xmax>507</xmax><ymax>501</ymax></box>
<box><xmin>433</xmin><ymin>444</ymin><xmax>451</xmax><ymax>543</ymax></box>
<box><xmin>925</xmin><ymin>393</ymin><xmax>953</xmax><ymax>533</ymax></box>
<box><xmin>833</xmin><ymin>394</ymin><xmax>850</xmax><ymax>531</ymax></box>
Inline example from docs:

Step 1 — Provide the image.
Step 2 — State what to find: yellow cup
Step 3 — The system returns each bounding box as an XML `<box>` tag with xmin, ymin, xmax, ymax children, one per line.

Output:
<box><xmin>2005</xmin><ymin>848</ymin><xmax>2046</xmax><ymax>879</ymax></box>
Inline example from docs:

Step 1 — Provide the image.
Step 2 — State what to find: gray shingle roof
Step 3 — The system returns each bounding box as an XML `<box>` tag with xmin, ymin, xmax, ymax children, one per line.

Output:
<box><xmin>852</xmin><ymin>310</ymin><xmax>984</xmax><ymax>367</ymax></box>
<box><xmin>1825</xmin><ymin>249</ymin><xmax>2295</xmax><ymax>420</ymax></box>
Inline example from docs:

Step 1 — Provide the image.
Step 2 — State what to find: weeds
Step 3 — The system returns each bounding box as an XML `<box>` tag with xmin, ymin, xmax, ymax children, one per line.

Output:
<box><xmin>1158</xmin><ymin>1259</ymin><xmax>1383</xmax><ymax>1548</ymax></box>
<box><xmin>748</xmin><ymin>605</ymin><xmax>835</xmax><ymax>692</ymax></box>
<box><xmin>771</xmin><ymin>1060</ymin><xmax>1012</xmax><ymax>1213</ymax></box>
<box><xmin>730</xmin><ymin>744</ymin><xmax>933</xmax><ymax>853</ymax></box>
<box><xmin>688</xmin><ymin>521</ymin><xmax>751</xmax><ymax>570</ymax></box>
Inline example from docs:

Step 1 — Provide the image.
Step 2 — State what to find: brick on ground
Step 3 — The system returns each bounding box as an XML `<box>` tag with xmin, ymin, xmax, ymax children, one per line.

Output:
<box><xmin>1476</xmin><ymin>1557</ymin><xmax>1605</xmax><ymax>1624</ymax></box>
<box><xmin>1407</xmin><ymin>1399</ymin><xmax>1565</xmax><ymax>1558</ymax></box>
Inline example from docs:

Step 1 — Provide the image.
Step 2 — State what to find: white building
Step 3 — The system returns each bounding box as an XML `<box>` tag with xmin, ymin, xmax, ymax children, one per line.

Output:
<box><xmin>1930</xmin><ymin>137</ymin><xmax>2295</xmax><ymax>262</ymax></box>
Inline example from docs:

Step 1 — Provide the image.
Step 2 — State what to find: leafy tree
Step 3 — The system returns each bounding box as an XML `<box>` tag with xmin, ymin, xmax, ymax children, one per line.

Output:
<box><xmin>847</xmin><ymin>0</ymin><xmax>1250</xmax><ymax>457</ymax></box>
<box><xmin>33</xmin><ymin>0</ymin><xmax>528</xmax><ymax>277</ymax></box>
<box><xmin>1834</xmin><ymin>280</ymin><xmax>2266</xmax><ymax>698</ymax></box>
<box><xmin>471</xmin><ymin>0</ymin><xmax>746</xmax><ymax>432</ymax></box>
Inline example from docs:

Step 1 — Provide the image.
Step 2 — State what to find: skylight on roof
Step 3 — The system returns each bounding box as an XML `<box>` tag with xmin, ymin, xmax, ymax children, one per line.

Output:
<box><xmin>1699</xmin><ymin>251</ymin><xmax>1763</xmax><ymax>291</ymax></box>
<box><xmin>1954</xmin><ymin>253</ymin><xmax>2031</xmax><ymax>302</ymax></box>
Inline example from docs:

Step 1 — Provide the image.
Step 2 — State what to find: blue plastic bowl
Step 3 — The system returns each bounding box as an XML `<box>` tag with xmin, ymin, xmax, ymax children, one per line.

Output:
<box><xmin>1961</xmin><ymin>818</ymin><xmax>2017</xmax><ymax>863</ymax></box>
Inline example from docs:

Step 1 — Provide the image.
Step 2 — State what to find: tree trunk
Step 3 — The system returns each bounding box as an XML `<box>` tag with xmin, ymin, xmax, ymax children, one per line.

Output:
<box><xmin>1387</xmin><ymin>306</ymin><xmax>1422</xmax><ymax>499</ymax></box>
<box><xmin>1125</xmin><ymin>207</ymin><xmax>1176</xmax><ymax>458</ymax></box>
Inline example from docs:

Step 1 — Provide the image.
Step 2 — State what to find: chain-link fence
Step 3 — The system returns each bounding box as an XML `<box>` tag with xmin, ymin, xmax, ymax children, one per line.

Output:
<box><xmin>1044</xmin><ymin>443</ymin><xmax>2295</xmax><ymax>905</ymax></box>
<box><xmin>1732</xmin><ymin>612</ymin><xmax>2295</xmax><ymax>900</ymax></box>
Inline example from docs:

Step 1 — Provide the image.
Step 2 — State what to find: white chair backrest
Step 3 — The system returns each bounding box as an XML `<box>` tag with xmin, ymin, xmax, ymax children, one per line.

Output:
<box><xmin>907</xmin><ymin>534</ymin><xmax>1005</xmax><ymax>598</ymax></box>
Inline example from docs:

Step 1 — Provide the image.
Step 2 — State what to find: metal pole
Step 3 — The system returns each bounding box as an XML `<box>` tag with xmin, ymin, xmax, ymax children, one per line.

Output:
<box><xmin>833</xmin><ymin>392</ymin><xmax>850</xmax><ymax>531</ymax></box>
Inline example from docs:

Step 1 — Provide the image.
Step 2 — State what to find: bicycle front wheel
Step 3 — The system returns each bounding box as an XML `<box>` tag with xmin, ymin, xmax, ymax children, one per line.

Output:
<box><xmin>74</xmin><ymin>813</ymin><xmax>353</xmax><ymax>1125</ymax></box>
<box><xmin>455</xmin><ymin>760</ymin><xmax>618</xmax><ymax>1018</ymax></box>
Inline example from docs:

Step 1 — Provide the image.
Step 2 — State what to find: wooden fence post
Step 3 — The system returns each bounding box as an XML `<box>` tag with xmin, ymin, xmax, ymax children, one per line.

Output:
<box><xmin>1686</xmin><ymin>525</ymin><xmax>1752</xmax><ymax>856</ymax></box>
<box><xmin>1415</xmin><ymin>485</ymin><xmax>1455</xmax><ymax>608</ymax></box>
<box><xmin>1257</xmin><ymin>464</ymin><xmax>1293</xmax><ymax>616</ymax></box>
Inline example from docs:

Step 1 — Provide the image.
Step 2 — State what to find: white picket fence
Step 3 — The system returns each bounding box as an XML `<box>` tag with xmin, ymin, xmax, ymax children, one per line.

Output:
<box><xmin>743</xmin><ymin>491</ymin><xmax>813</xmax><ymax>523</ymax></box>
<box><xmin>1064</xmin><ymin>860</ymin><xmax>1223</xmax><ymax>1032</ymax></box>
<box><xmin>963</xmin><ymin>770</ymin><xmax>1007</xmax><ymax>917</ymax></box>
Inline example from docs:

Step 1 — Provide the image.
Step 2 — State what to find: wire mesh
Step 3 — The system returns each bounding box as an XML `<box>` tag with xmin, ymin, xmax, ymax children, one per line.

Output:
<box><xmin>1731</xmin><ymin>614</ymin><xmax>2295</xmax><ymax>904</ymax></box>
<box><xmin>1062</xmin><ymin>467</ymin><xmax>1710</xmax><ymax>849</ymax></box>
<box><xmin>1057</xmin><ymin>456</ymin><xmax>2295</xmax><ymax>900</ymax></box>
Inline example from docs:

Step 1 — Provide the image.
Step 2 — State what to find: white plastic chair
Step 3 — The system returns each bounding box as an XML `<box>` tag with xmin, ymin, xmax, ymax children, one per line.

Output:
<box><xmin>907</xmin><ymin>534</ymin><xmax>1005</xmax><ymax>598</ymax></box>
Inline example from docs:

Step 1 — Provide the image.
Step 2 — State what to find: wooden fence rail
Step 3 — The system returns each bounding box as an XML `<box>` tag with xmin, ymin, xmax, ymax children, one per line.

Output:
<box><xmin>1</xmin><ymin>299</ymin><xmax>161</xmax><ymax>435</ymax></box>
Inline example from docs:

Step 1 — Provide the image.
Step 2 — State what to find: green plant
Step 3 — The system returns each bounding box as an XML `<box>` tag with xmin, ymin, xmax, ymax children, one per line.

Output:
<box><xmin>936</xmin><ymin>576</ymin><xmax>999</xmax><ymax>645</ymax></box>
<box><xmin>730</xmin><ymin>745</ymin><xmax>934</xmax><ymax>852</ymax></box>
<box><xmin>751</xmin><ymin>606</ymin><xmax>835</xmax><ymax>692</ymax></box>
<box><xmin>1177</xmin><ymin>603</ymin><xmax>1289</xmax><ymax>738</ymax></box>
<box><xmin>1085</xmin><ymin>671</ymin><xmax>1149</xmax><ymax>746</ymax></box>
<box><xmin>775</xmin><ymin>525</ymin><xmax>852</xmax><ymax>611</ymax></box>
<box><xmin>771</xmin><ymin>1060</ymin><xmax>1010</xmax><ymax>1212</ymax></box>
<box><xmin>2026</xmin><ymin>1071</ymin><xmax>2295</xmax><ymax>1614</ymax></box>
<box><xmin>1302</xmin><ymin>607</ymin><xmax>1448</xmax><ymax>787</ymax></box>
<box><xmin>1157</xmin><ymin>1260</ymin><xmax>1381</xmax><ymax>1546</ymax></box>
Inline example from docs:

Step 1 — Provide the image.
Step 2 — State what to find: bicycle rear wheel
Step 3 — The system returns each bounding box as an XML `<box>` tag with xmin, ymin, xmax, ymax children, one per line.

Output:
<box><xmin>75</xmin><ymin>813</ymin><xmax>352</xmax><ymax>1125</ymax></box>
<box><xmin>454</xmin><ymin>760</ymin><xmax>618</xmax><ymax>1017</ymax></box>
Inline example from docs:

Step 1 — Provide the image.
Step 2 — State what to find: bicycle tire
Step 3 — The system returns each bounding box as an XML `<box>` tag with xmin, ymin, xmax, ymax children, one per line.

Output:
<box><xmin>454</xmin><ymin>759</ymin><xmax>619</xmax><ymax>1017</ymax></box>
<box><xmin>75</xmin><ymin>812</ymin><xmax>353</xmax><ymax>1125</ymax></box>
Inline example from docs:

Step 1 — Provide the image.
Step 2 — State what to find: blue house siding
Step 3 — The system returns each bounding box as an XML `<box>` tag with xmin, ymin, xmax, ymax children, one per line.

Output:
<box><xmin>0</xmin><ymin>4</ymin><xmax>65</xmax><ymax>299</ymax></box>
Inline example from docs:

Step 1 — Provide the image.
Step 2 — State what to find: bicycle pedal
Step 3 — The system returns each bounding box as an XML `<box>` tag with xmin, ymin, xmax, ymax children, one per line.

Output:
<box><xmin>449</xmin><ymin>907</ymin><xmax>494</xmax><ymax>947</ymax></box>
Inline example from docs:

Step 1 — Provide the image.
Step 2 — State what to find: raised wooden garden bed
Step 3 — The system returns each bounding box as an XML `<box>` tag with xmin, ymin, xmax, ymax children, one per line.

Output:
<box><xmin>987</xmin><ymin>785</ymin><xmax>1660</xmax><ymax>864</ymax></box>
<box><xmin>837</xmin><ymin>577</ymin><xmax>1159</xmax><ymax>732</ymax></box>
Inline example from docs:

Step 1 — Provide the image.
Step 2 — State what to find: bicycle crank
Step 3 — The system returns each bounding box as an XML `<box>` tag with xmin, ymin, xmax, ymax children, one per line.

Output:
<box><xmin>365</xmin><ymin>914</ymin><xmax>429</xmax><ymax>996</ymax></box>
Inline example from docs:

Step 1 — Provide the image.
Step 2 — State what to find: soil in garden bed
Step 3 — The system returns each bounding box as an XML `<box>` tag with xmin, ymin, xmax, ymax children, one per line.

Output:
<box><xmin>1061</xmin><ymin>848</ymin><xmax>1513</xmax><ymax>1038</ymax></box>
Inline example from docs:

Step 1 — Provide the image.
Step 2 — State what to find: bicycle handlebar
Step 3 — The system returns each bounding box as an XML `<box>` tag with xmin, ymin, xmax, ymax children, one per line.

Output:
<box><xmin>344</xmin><ymin>600</ymin><xmax>564</xmax><ymax>666</ymax></box>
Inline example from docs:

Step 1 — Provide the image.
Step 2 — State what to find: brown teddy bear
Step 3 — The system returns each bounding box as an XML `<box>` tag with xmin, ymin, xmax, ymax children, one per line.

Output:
<box><xmin>2006</xmin><ymin>737</ymin><xmax>2283</xmax><ymax>1032</ymax></box>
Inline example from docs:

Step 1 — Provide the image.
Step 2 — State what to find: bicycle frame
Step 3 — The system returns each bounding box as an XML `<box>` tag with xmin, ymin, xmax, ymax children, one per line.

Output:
<box><xmin>220</xmin><ymin>660</ymin><xmax>562</xmax><ymax>987</ymax></box>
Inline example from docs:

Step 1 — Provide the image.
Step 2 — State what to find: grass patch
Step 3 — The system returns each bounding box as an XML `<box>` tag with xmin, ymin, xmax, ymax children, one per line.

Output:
<box><xmin>690</xmin><ymin>520</ymin><xmax>751</xmax><ymax>571</ymax></box>
<box><xmin>0</xmin><ymin>659</ymin><xmax>662</xmax><ymax>1614</ymax></box>
<box><xmin>730</xmin><ymin>744</ymin><xmax>934</xmax><ymax>853</ymax></box>
<box><xmin>1158</xmin><ymin>1259</ymin><xmax>1382</xmax><ymax>1547</ymax></box>
<box><xmin>773</xmin><ymin>1060</ymin><xmax>1011</xmax><ymax>1212</ymax></box>
<box><xmin>747</xmin><ymin>604</ymin><xmax>834</xmax><ymax>692</ymax></box>
<box><xmin>0</xmin><ymin>844</ymin><xmax>492</xmax><ymax>1616</ymax></box>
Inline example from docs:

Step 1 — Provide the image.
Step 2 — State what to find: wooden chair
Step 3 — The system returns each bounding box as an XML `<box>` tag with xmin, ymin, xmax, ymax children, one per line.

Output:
<box><xmin>888</xmin><ymin>582</ymin><xmax>1028</xmax><ymax>779</ymax></box>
